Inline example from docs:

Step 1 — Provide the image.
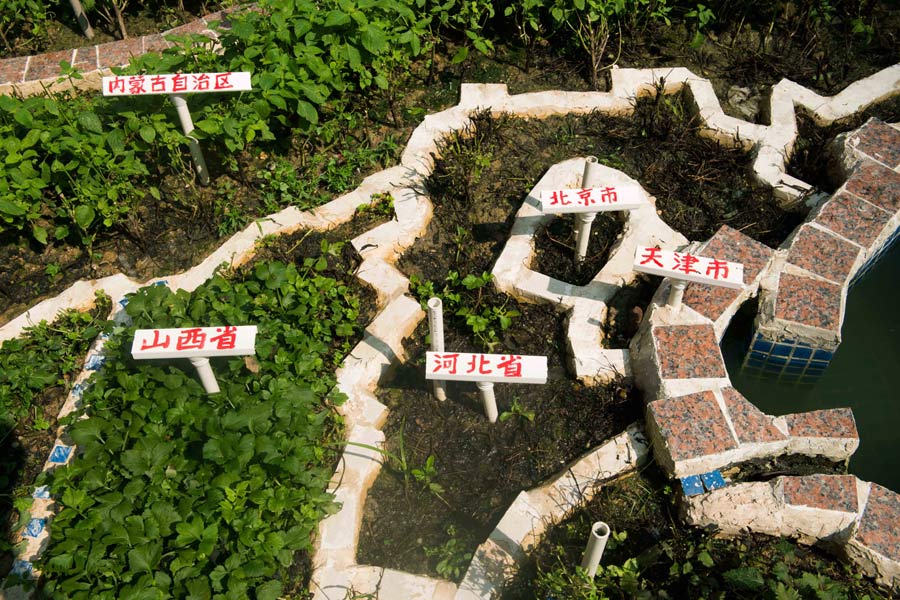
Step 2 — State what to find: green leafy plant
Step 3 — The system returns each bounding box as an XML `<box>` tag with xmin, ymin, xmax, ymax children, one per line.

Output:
<box><xmin>424</xmin><ymin>525</ymin><xmax>474</xmax><ymax>581</ymax></box>
<box><xmin>499</xmin><ymin>396</ymin><xmax>535</xmax><ymax>423</ymax></box>
<box><xmin>35</xmin><ymin>259</ymin><xmax>365</xmax><ymax>597</ymax></box>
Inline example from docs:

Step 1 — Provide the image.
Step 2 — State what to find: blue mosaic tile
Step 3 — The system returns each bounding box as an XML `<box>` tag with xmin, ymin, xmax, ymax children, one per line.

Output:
<box><xmin>118</xmin><ymin>297</ymin><xmax>129</xmax><ymax>307</ymax></box>
<box><xmin>769</xmin><ymin>355</ymin><xmax>788</xmax><ymax>366</ymax></box>
<box><xmin>749</xmin><ymin>350</ymin><xmax>768</xmax><ymax>361</ymax></box>
<box><xmin>681</xmin><ymin>475</ymin><xmax>705</xmax><ymax>497</ymax></box>
<box><xmin>22</xmin><ymin>518</ymin><xmax>45</xmax><ymax>538</ymax></box>
<box><xmin>772</xmin><ymin>344</ymin><xmax>792</xmax><ymax>357</ymax></box>
<box><xmin>153</xmin><ymin>280</ymin><xmax>169</xmax><ymax>287</ymax></box>
<box><xmin>747</xmin><ymin>358</ymin><xmax>764</xmax><ymax>368</ymax></box>
<box><xmin>813</xmin><ymin>349</ymin><xmax>833</xmax><ymax>361</ymax></box>
<box><xmin>72</xmin><ymin>381</ymin><xmax>89</xmax><ymax>400</ymax></box>
<box><xmin>752</xmin><ymin>339</ymin><xmax>773</xmax><ymax>353</ymax></box>
<box><xmin>785</xmin><ymin>365</ymin><xmax>805</xmax><ymax>374</ymax></box>
<box><xmin>806</xmin><ymin>368</ymin><xmax>825</xmax><ymax>377</ymax></box>
<box><xmin>49</xmin><ymin>444</ymin><xmax>73</xmax><ymax>464</ymax></box>
<box><xmin>810</xmin><ymin>359</ymin><xmax>830</xmax><ymax>368</ymax></box>
<box><xmin>701</xmin><ymin>470</ymin><xmax>727</xmax><ymax>491</ymax></box>
<box><xmin>33</xmin><ymin>485</ymin><xmax>51</xmax><ymax>499</ymax></box>
<box><xmin>11</xmin><ymin>559</ymin><xmax>33</xmax><ymax>577</ymax></box>
<box><xmin>85</xmin><ymin>353</ymin><xmax>106</xmax><ymax>371</ymax></box>
<box><xmin>793</xmin><ymin>346</ymin><xmax>812</xmax><ymax>359</ymax></box>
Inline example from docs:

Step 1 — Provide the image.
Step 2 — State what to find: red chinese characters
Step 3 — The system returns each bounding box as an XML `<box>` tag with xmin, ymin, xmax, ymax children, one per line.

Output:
<box><xmin>496</xmin><ymin>355</ymin><xmax>522</xmax><ymax>377</ymax></box>
<box><xmin>599</xmin><ymin>187</ymin><xmax>617</xmax><ymax>203</ymax></box>
<box><xmin>140</xmin><ymin>330</ymin><xmax>171</xmax><ymax>351</ymax></box>
<box><xmin>214</xmin><ymin>72</ymin><xmax>233</xmax><ymax>90</ymax></box>
<box><xmin>150</xmin><ymin>75</ymin><xmax>167</xmax><ymax>93</ymax></box>
<box><xmin>209</xmin><ymin>326</ymin><xmax>238</xmax><ymax>350</ymax></box>
<box><xmin>639</xmin><ymin>247</ymin><xmax>665</xmax><ymax>268</ymax></box>
<box><xmin>705</xmin><ymin>258</ymin><xmax>729</xmax><ymax>280</ymax></box>
<box><xmin>433</xmin><ymin>353</ymin><xmax>460</xmax><ymax>375</ymax></box>
<box><xmin>107</xmin><ymin>77</ymin><xmax>126</xmax><ymax>95</ymax></box>
<box><xmin>176</xmin><ymin>328</ymin><xmax>206</xmax><ymax>350</ymax></box>
<box><xmin>192</xmin><ymin>73</ymin><xmax>211</xmax><ymax>91</ymax></box>
<box><xmin>548</xmin><ymin>190</ymin><xmax>571</xmax><ymax>206</ymax></box>
<box><xmin>575</xmin><ymin>188</ymin><xmax>595</xmax><ymax>206</ymax></box>
<box><xmin>672</xmin><ymin>252</ymin><xmax>700</xmax><ymax>275</ymax></box>
<box><xmin>172</xmin><ymin>74</ymin><xmax>188</xmax><ymax>93</ymax></box>
<box><xmin>127</xmin><ymin>76</ymin><xmax>146</xmax><ymax>95</ymax></box>
<box><xmin>465</xmin><ymin>354</ymin><xmax>492</xmax><ymax>375</ymax></box>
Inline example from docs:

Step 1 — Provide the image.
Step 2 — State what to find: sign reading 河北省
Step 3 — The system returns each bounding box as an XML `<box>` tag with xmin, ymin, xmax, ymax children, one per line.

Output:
<box><xmin>101</xmin><ymin>72</ymin><xmax>253</xmax><ymax>97</ymax></box>
<box><xmin>425</xmin><ymin>351</ymin><xmax>547</xmax><ymax>384</ymax></box>
<box><xmin>131</xmin><ymin>326</ymin><xmax>257</xmax><ymax>360</ymax></box>
<box><xmin>632</xmin><ymin>246</ymin><xmax>743</xmax><ymax>289</ymax></box>
<box><xmin>539</xmin><ymin>186</ymin><xmax>644</xmax><ymax>214</ymax></box>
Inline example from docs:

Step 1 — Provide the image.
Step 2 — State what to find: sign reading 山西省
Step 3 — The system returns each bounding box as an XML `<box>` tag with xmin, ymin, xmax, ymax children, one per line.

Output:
<box><xmin>131</xmin><ymin>325</ymin><xmax>257</xmax><ymax>360</ymax></box>
<box><xmin>632</xmin><ymin>246</ymin><xmax>743</xmax><ymax>289</ymax></box>
<box><xmin>101</xmin><ymin>72</ymin><xmax>253</xmax><ymax>97</ymax></box>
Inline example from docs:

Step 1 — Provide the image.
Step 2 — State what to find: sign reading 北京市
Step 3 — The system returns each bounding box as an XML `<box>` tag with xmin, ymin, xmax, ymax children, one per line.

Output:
<box><xmin>131</xmin><ymin>326</ymin><xmax>257</xmax><ymax>360</ymax></box>
<box><xmin>101</xmin><ymin>72</ymin><xmax>252</xmax><ymax>97</ymax></box>
<box><xmin>539</xmin><ymin>186</ymin><xmax>645</xmax><ymax>214</ymax></box>
<box><xmin>632</xmin><ymin>246</ymin><xmax>743</xmax><ymax>289</ymax></box>
<box><xmin>425</xmin><ymin>352</ymin><xmax>547</xmax><ymax>385</ymax></box>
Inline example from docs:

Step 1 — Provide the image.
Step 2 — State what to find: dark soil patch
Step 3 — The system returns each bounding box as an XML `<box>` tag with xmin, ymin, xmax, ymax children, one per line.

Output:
<box><xmin>503</xmin><ymin>462</ymin><xmax>888</xmax><ymax>599</ymax></box>
<box><xmin>603</xmin><ymin>275</ymin><xmax>657</xmax><ymax>349</ymax></box>
<box><xmin>533</xmin><ymin>212</ymin><xmax>624</xmax><ymax>287</ymax></box>
<box><xmin>788</xmin><ymin>96</ymin><xmax>900</xmax><ymax>195</ymax></box>
<box><xmin>357</xmin><ymin>298</ymin><xmax>642</xmax><ymax>580</ymax></box>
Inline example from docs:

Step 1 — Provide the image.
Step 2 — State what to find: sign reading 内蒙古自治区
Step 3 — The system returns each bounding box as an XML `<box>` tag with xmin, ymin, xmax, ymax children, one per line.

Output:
<box><xmin>131</xmin><ymin>326</ymin><xmax>257</xmax><ymax>360</ymax></box>
<box><xmin>539</xmin><ymin>185</ymin><xmax>645</xmax><ymax>214</ymax></box>
<box><xmin>425</xmin><ymin>351</ymin><xmax>547</xmax><ymax>384</ymax></box>
<box><xmin>632</xmin><ymin>246</ymin><xmax>743</xmax><ymax>289</ymax></box>
<box><xmin>101</xmin><ymin>72</ymin><xmax>252</xmax><ymax>97</ymax></box>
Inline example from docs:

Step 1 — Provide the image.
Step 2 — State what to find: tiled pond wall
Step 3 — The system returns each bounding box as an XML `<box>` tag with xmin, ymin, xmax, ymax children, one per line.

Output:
<box><xmin>1</xmin><ymin>14</ymin><xmax>899</xmax><ymax>598</ymax></box>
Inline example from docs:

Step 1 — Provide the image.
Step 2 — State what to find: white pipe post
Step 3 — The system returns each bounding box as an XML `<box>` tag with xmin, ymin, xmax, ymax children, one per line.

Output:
<box><xmin>477</xmin><ymin>382</ymin><xmax>498</xmax><ymax>422</ymax></box>
<box><xmin>69</xmin><ymin>0</ymin><xmax>94</xmax><ymax>39</ymax></box>
<box><xmin>575</xmin><ymin>156</ymin><xmax>602</xmax><ymax>263</ymax></box>
<box><xmin>667</xmin><ymin>280</ymin><xmax>688</xmax><ymax>309</ymax></box>
<box><xmin>169</xmin><ymin>94</ymin><xmax>210</xmax><ymax>186</ymax></box>
<box><xmin>427</xmin><ymin>298</ymin><xmax>447</xmax><ymax>401</ymax></box>
<box><xmin>581</xmin><ymin>521</ymin><xmax>611</xmax><ymax>577</ymax></box>
<box><xmin>189</xmin><ymin>357</ymin><xmax>220</xmax><ymax>394</ymax></box>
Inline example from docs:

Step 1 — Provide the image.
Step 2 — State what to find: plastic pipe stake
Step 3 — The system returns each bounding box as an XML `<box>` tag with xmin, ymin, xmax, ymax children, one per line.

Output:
<box><xmin>427</xmin><ymin>297</ymin><xmax>447</xmax><ymax>401</ymax></box>
<box><xmin>581</xmin><ymin>521</ymin><xmax>611</xmax><ymax>577</ymax></box>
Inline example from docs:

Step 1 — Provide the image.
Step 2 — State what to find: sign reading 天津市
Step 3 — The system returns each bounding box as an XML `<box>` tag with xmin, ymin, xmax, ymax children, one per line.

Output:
<box><xmin>632</xmin><ymin>246</ymin><xmax>743</xmax><ymax>289</ymax></box>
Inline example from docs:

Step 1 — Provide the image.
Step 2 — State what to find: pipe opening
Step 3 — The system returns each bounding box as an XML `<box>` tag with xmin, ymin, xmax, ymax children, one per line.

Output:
<box><xmin>427</xmin><ymin>297</ymin><xmax>442</xmax><ymax>310</ymax></box>
<box><xmin>592</xmin><ymin>522</ymin><xmax>610</xmax><ymax>538</ymax></box>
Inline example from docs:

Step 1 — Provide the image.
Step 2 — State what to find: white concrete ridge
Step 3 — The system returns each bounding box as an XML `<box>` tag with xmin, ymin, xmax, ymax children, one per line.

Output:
<box><xmin>3</xmin><ymin>60</ymin><xmax>900</xmax><ymax>598</ymax></box>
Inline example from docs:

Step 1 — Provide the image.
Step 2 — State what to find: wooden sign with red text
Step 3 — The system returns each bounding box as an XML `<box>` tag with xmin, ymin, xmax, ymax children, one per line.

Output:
<box><xmin>539</xmin><ymin>185</ymin><xmax>645</xmax><ymax>214</ymax></box>
<box><xmin>131</xmin><ymin>326</ymin><xmax>257</xmax><ymax>359</ymax></box>
<box><xmin>102</xmin><ymin>72</ymin><xmax>252</xmax><ymax>97</ymax></box>
<box><xmin>425</xmin><ymin>351</ymin><xmax>547</xmax><ymax>384</ymax></box>
<box><xmin>633</xmin><ymin>246</ymin><xmax>743</xmax><ymax>289</ymax></box>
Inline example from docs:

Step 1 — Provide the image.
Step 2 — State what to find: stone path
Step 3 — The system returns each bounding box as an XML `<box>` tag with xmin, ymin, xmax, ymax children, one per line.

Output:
<box><xmin>1</xmin><ymin>10</ymin><xmax>900</xmax><ymax>597</ymax></box>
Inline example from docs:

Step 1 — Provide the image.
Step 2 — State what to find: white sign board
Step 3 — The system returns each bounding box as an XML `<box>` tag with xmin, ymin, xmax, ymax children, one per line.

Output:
<box><xmin>633</xmin><ymin>246</ymin><xmax>743</xmax><ymax>289</ymax></box>
<box><xmin>425</xmin><ymin>352</ymin><xmax>547</xmax><ymax>384</ymax></box>
<box><xmin>539</xmin><ymin>186</ymin><xmax>644</xmax><ymax>214</ymax></box>
<box><xmin>102</xmin><ymin>72</ymin><xmax>252</xmax><ymax>96</ymax></box>
<box><xmin>132</xmin><ymin>326</ymin><xmax>257</xmax><ymax>359</ymax></box>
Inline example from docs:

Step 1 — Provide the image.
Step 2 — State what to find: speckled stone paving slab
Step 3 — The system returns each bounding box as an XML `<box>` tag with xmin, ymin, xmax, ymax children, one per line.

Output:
<box><xmin>648</xmin><ymin>391</ymin><xmax>738</xmax><ymax>461</ymax></box>
<box><xmin>683</xmin><ymin>225</ymin><xmax>773</xmax><ymax>321</ymax></box>
<box><xmin>0</xmin><ymin>55</ymin><xmax>27</xmax><ymax>84</ymax></box>
<box><xmin>845</xmin><ymin>162</ymin><xmax>900</xmax><ymax>214</ymax></box>
<box><xmin>783</xmin><ymin>474</ymin><xmax>858</xmax><ymax>513</ymax></box>
<box><xmin>25</xmin><ymin>49</ymin><xmax>74</xmax><ymax>81</ymax></box>
<box><xmin>854</xmin><ymin>484</ymin><xmax>900</xmax><ymax>561</ymax></box>
<box><xmin>721</xmin><ymin>387</ymin><xmax>786</xmax><ymax>444</ymax></box>
<box><xmin>850</xmin><ymin>120</ymin><xmax>900</xmax><ymax>168</ymax></box>
<box><xmin>774</xmin><ymin>273</ymin><xmax>842</xmax><ymax>331</ymax></box>
<box><xmin>814</xmin><ymin>191</ymin><xmax>893</xmax><ymax>248</ymax></box>
<box><xmin>653</xmin><ymin>324</ymin><xmax>727</xmax><ymax>379</ymax></box>
<box><xmin>786</xmin><ymin>224</ymin><xmax>861</xmax><ymax>284</ymax></box>
<box><xmin>785</xmin><ymin>407</ymin><xmax>858</xmax><ymax>439</ymax></box>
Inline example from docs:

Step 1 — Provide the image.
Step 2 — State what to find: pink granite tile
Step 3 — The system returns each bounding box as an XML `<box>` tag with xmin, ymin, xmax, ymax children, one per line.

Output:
<box><xmin>774</xmin><ymin>273</ymin><xmax>842</xmax><ymax>332</ymax></box>
<box><xmin>97</xmin><ymin>37</ymin><xmax>145</xmax><ymax>69</ymax></box>
<box><xmin>0</xmin><ymin>56</ymin><xmax>28</xmax><ymax>84</ymax></box>
<box><xmin>785</xmin><ymin>407</ymin><xmax>858</xmax><ymax>439</ymax></box>
<box><xmin>24</xmin><ymin>49</ymin><xmax>74</xmax><ymax>81</ymax></box>
<box><xmin>855</xmin><ymin>484</ymin><xmax>900</xmax><ymax>561</ymax></box>
<box><xmin>786</xmin><ymin>224</ymin><xmax>861</xmax><ymax>284</ymax></box>
<box><xmin>845</xmin><ymin>162</ymin><xmax>900</xmax><ymax>214</ymax></box>
<box><xmin>721</xmin><ymin>387</ymin><xmax>785</xmax><ymax>444</ymax></box>
<box><xmin>653</xmin><ymin>324</ymin><xmax>727</xmax><ymax>380</ymax></box>
<box><xmin>849</xmin><ymin>120</ymin><xmax>900</xmax><ymax>169</ymax></box>
<box><xmin>783</xmin><ymin>474</ymin><xmax>858</xmax><ymax>513</ymax></box>
<box><xmin>166</xmin><ymin>20</ymin><xmax>209</xmax><ymax>36</ymax></box>
<box><xmin>684</xmin><ymin>225</ymin><xmax>774</xmax><ymax>321</ymax></box>
<box><xmin>142</xmin><ymin>33</ymin><xmax>172</xmax><ymax>54</ymax></box>
<box><xmin>649</xmin><ymin>391</ymin><xmax>738</xmax><ymax>462</ymax></box>
<box><xmin>71</xmin><ymin>47</ymin><xmax>99</xmax><ymax>73</ymax></box>
<box><xmin>814</xmin><ymin>191</ymin><xmax>893</xmax><ymax>248</ymax></box>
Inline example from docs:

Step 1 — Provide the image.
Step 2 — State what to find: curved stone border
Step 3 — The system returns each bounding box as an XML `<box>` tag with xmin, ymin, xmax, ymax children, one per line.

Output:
<box><xmin>2</xmin><ymin>61</ymin><xmax>899</xmax><ymax>597</ymax></box>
